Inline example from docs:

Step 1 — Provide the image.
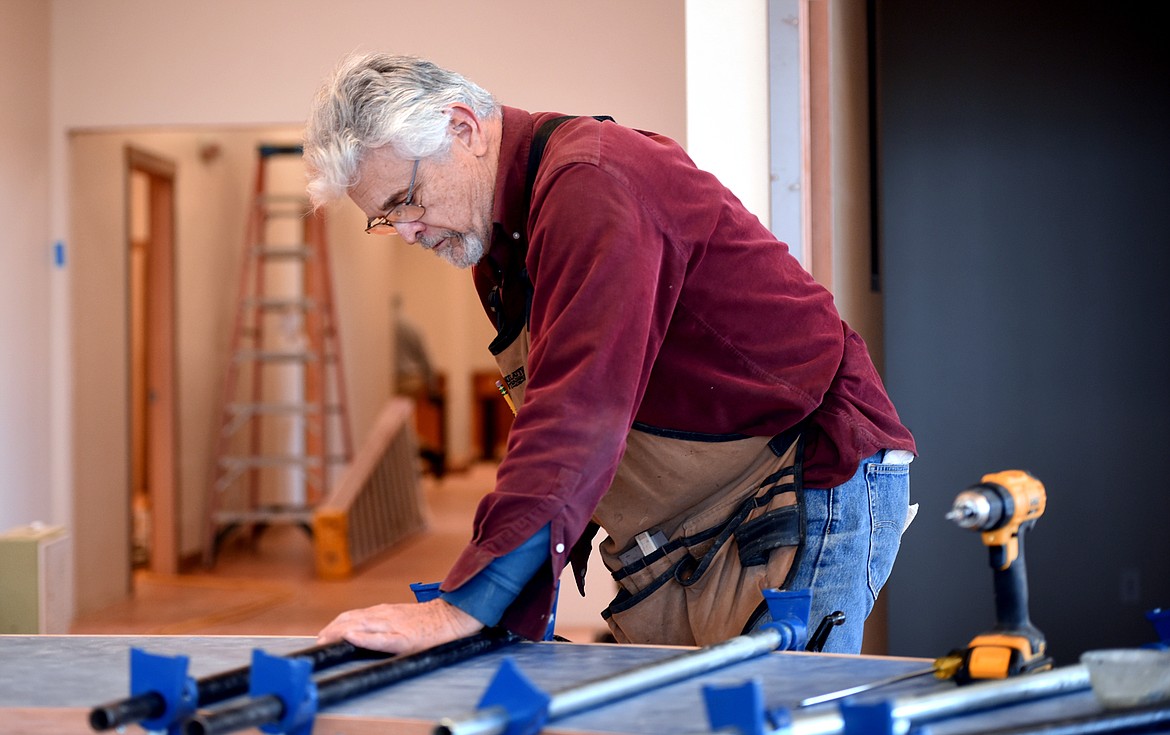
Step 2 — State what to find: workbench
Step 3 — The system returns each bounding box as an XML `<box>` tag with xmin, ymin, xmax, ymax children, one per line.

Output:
<box><xmin>0</xmin><ymin>634</ymin><xmax>1130</xmax><ymax>734</ymax></box>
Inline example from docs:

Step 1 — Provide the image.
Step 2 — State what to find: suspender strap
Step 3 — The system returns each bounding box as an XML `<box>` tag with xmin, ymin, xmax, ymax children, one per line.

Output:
<box><xmin>524</xmin><ymin>115</ymin><xmax>614</xmax><ymax>213</ymax></box>
<box><xmin>485</xmin><ymin>114</ymin><xmax>614</xmax><ymax>356</ymax></box>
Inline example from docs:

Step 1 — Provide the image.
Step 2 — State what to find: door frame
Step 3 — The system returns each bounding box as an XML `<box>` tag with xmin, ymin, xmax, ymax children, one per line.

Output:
<box><xmin>126</xmin><ymin>146</ymin><xmax>179</xmax><ymax>575</ymax></box>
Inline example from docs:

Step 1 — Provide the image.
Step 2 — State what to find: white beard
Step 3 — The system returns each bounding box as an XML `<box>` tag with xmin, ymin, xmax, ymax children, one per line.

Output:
<box><xmin>422</xmin><ymin>230</ymin><xmax>485</xmax><ymax>269</ymax></box>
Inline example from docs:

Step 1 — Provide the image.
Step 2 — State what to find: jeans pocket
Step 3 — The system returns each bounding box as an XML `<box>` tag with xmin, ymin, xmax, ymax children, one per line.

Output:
<box><xmin>866</xmin><ymin>462</ymin><xmax>910</xmax><ymax>598</ymax></box>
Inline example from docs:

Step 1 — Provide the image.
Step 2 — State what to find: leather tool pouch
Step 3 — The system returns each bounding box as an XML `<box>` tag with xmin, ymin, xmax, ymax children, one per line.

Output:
<box><xmin>598</xmin><ymin>429</ymin><xmax>804</xmax><ymax>647</ymax></box>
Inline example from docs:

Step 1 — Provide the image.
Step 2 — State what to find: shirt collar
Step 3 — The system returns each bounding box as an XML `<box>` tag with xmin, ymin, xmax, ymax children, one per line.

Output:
<box><xmin>489</xmin><ymin>105</ymin><xmax>534</xmax><ymax>267</ymax></box>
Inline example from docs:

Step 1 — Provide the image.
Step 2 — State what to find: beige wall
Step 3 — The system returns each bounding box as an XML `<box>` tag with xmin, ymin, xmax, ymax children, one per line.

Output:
<box><xmin>0</xmin><ymin>0</ymin><xmax>52</xmax><ymax>532</ymax></box>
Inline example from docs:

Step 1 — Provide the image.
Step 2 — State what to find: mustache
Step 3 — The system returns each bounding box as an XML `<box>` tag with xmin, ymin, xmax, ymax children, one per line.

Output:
<box><xmin>419</xmin><ymin>231</ymin><xmax>460</xmax><ymax>248</ymax></box>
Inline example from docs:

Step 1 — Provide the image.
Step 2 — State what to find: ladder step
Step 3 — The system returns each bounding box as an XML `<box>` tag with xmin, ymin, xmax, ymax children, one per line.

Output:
<box><xmin>228</xmin><ymin>402</ymin><xmax>345</xmax><ymax>415</ymax></box>
<box><xmin>258</xmin><ymin>144</ymin><xmax>304</xmax><ymax>158</ymax></box>
<box><xmin>259</xmin><ymin>193</ymin><xmax>307</xmax><ymax>205</ymax></box>
<box><xmin>218</xmin><ymin>454</ymin><xmax>350</xmax><ymax>469</ymax></box>
<box><xmin>243</xmin><ymin>297</ymin><xmax>319</xmax><ymax>311</ymax></box>
<box><xmin>220</xmin><ymin>455</ymin><xmax>323</xmax><ymax>468</ymax></box>
<box><xmin>240</xmin><ymin>326</ymin><xmax>339</xmax><ymax>338</ymax></box>
<box><xmin>232</xmin><ymin>349</ymin><xmax>331</xmax><ymax>363</ymax></box>
<box><xmin>252</xmin><ymin>245</ymin><xmax>313</xmax><ymax>259</ymax></box>
<box><xmin>212</xmin><ymin>508</ymin><xmax>315</xmax><ymax>526</ymax></box>
<box><xmin>258</xmin><ymin>194</ymin><xmax>308</xmax><ymax>216</ymax></box>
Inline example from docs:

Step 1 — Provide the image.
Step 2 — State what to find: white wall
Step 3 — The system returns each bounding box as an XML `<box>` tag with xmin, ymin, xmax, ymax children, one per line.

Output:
<box><xmin>686</xmin><ymin>0</ymin><xmax>771</xmax><ymax>226</ymax></box>
<box><xmin>0</xmin><ymin>0</ymin><xmax>52</xmax><ymax>532</ymax></box>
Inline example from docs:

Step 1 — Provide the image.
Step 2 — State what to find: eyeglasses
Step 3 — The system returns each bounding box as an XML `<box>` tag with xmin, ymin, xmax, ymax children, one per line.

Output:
<box><xmin>365</xmin><ymin>159</ymin><xmax>425</xmax><ymax>234</ymax></box>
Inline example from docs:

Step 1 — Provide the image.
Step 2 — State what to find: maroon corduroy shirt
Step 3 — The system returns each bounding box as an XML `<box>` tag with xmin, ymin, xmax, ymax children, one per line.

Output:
<box><xmin>441</xmin><ymin>107</ymin><xmax>916</xmax><ymax>639</ymax></box>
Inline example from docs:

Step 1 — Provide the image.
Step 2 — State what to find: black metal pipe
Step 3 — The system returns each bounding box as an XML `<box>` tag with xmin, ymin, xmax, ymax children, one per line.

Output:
<box><xmin>88</xmin><ymin>690</ymin><xmax>166</xmax><ymax>731</ymax></box>
<box><xmin>186</xmin><ymin>628</ymin><xmax>522</xmax><ymax>735</ymax></box>
<box><xmin>89</xmin><ymin>640</ymin><xmax>379</xmax><ymax>731</ymax></box>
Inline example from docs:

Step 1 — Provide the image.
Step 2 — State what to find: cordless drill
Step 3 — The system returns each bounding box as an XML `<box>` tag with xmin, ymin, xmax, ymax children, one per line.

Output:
<box><xmin>944</xmin><ymin>470</ymin><xmax>1053</xmax><ymax>683</ymax></box>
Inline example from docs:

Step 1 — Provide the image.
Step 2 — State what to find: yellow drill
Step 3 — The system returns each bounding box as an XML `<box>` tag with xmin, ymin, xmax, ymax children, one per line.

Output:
<box><xmin>944</xmin><ymin>470</ymin><xmax>1053</xmax><ymax>683</ymax></box>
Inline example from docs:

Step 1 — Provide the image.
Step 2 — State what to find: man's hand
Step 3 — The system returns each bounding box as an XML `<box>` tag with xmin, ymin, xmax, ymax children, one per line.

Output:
<box><xmin>317</xmin><ymin>598</ymin><xmax>484</xmax><ymax>655</ymax></box>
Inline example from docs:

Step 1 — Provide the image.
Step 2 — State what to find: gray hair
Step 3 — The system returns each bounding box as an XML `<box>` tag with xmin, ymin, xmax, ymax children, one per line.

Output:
<box><xmin>303</xmin><ymin>53</ymin><xmax>500</xmax><ymax>206</ymax></box>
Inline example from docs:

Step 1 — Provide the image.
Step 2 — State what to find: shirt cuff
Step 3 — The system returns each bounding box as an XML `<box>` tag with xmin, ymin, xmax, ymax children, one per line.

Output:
<box><xmin>441</xmin><ymin>523</ymin><xmax>551</xmax><ymax>626</ymax></box>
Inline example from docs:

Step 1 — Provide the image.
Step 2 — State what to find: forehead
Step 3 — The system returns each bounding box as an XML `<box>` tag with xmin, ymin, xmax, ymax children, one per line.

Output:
<box><xmin>349</xmin><ymin>146</ymin><xmax>414</xmax><ymax>213</ymax></box>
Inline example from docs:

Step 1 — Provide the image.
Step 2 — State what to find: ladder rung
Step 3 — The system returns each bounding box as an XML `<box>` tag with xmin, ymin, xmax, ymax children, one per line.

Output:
<box><xmin>253</xmin><ymin>245</ymin><xmax>313</xmax><ymax>259</ymax></box>
<box><xmin>228</xmin><ymin>402</ymin><xmax>344</xmax><ymax>415</ymax></box>
<box><xmin>219</xmin><ymin>455</ymin><xmax>324</xmax><ymax>468</ymax></box>
<box><xmin>244</xmin><ymin>298</ymin><xmax>318</xmax><ymax>311</ymax></box>
<box><xmin>239</xmin><ymin>324</ymin><xmax>338</xmax><ymax>336</ymax></box>
<box><xmin>258</xmin><ymin>194</ymin><xmax>309</xmax><ymax>216</ymax></box>
<box><xmin>233</xmin><ymin>350</ymin><xmax>321</xmax><ymax>363</ymax></box>
<box><xmin>218</xmin><ymin>454</ymin><xmax>348</xmax><ymax>468</ymax></box>
<box><xmin>258</xmin><ymin>144</ymin><xmax>304</xmax><ymax>158</ymax></box>
<box><xmin>219</xmin><ymin>404</ymin><xmax>345</xmax><ymax>438</ymax></box>
<box><xmin>259</xmin><ymin>193</ymin><xmax>307</xmax><ymax>204</ymax></box>
<box><xmin>212</xmin><ymin>509</ymin><xmax>315</xmax><ymax>526</ymax></box>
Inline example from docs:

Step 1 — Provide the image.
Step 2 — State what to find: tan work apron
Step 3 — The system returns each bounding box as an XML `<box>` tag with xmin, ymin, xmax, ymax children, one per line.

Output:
<box><xmin>492</xmin><ymin>328</ymin><xmax>804</xmax><ymax>648</ymax></box>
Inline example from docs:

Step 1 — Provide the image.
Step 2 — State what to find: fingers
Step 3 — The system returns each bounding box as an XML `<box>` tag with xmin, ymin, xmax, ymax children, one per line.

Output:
<box><xmin>344</xmin><ymin>627</ymin><xmax>411</xmax><ymax>653</ymax></box>
<box><xmin>314</xmin><ymin>600</ymin><xmax>486</xmax><ymax>655</ymax></box>
<box><xmin>316</xmin><ymin>604</ymin><xmax>402</xmax><ymax>653</ymax></box>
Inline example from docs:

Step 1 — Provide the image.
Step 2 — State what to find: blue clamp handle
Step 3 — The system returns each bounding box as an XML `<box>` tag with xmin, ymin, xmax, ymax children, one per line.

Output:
<box><xmin>477</xmin><ymin>657</ymin><xmax>551</xmax><ymax>735</ymax></box>
<box><xmin>1146</xmin><ymin>608</ymin><xmax>1170</xmax><ymax>649</ymax></box>
<box><xmin>702</xmin><ymin>678</ymin><xmax>792</xmax><ymax>735</ymax></box>
<box><xmin>760</xmin><ymin>588</ymin><xmax>813</xmax><ymax>651</ymax></box>
<box><xmin>410</xmin><ymin>581</ymin><xmax>442</xmax><ymax>603</ymax></box>
<box><xmin>250</xmin><ymin>649</ymin><xmax>318</xmax><ymax>735</ymax></box>
<box><xmin>840</xmin><ymin>699</ymin><xmax>902</xmax><ymax>735</ymax></box>
<box><xmin>131</xmin><ymin>648</ymin><xmax>198</xmax><ymax>734</ymax></box>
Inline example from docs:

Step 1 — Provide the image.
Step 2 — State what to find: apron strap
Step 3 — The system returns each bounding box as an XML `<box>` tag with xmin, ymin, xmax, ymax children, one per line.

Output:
<box><xmin>525</xmin><ymin>115</ymin><xmax>615</xmax><ymax>214</ymax></box>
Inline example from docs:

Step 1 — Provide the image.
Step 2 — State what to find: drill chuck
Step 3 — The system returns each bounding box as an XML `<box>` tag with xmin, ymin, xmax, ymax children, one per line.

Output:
<box><xmin>946</xmin><ymin>489</ymin><xmax>1004</xmax><ymax>530</ymax></box>
<box><xmin>946</xmin><ymin>471</ymin><xmax>1046</xmax><ymax>539</ymax></box>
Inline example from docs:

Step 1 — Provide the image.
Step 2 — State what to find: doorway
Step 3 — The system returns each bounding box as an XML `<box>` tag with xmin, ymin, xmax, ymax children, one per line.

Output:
<box><xmin>126</xmin><ymin>147</ymin><xmax>178</xmax><ymax>575</ymax></box>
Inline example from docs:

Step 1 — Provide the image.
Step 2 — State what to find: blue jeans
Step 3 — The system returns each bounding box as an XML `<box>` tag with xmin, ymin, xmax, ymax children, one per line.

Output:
<box><xmin>750</xmin><ymin>451</ymin><xmax>911</xmax><ymax>654</ymax></box>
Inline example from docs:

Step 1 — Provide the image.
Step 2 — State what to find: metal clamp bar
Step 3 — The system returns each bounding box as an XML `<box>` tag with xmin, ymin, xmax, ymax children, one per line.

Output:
<box><xmin>785</xmin><ymin>664</ymin><xmax>1091</xmax><ymax>735</ymax></box>
<box><xmin>88</xmin><ymin>641</ymin><xmax>372</xmax><ymax>731</ymax></box>
<box><xmin>187</xmin><ymin>628</ymin><xmax>522</xmax><ymax>735</ymax></box>
<box><xmin>437</xmin><ymin>626</ymin><xmax>792</xmax><ymax>735</ymax></box>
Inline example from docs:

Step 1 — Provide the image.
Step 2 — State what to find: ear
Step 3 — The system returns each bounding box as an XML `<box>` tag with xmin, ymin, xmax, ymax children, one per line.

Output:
<box><xmin>448</xmin><ymin>104</ymin><xmax>489</xmax><ymax>156</ymax></box>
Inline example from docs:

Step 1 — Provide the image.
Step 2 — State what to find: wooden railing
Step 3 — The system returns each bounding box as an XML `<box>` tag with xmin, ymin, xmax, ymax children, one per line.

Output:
<box><xmin>313</xmin><ymin>398</ymin><xmax>427</xmax><ymax>579</ymax></box>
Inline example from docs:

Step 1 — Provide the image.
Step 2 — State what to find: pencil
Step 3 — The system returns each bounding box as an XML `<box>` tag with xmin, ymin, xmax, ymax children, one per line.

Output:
<box><xmin>495</xmin><ymin>380</ymin><xmax>517</xmax><ymax>416</ymax></box>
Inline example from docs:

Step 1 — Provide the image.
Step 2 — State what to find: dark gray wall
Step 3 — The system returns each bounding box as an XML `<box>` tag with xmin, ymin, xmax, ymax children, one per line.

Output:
<box><xmin>877</xmin><ymin>0</ymin><xmax>1170</xmax><ymax>664</ymax></box>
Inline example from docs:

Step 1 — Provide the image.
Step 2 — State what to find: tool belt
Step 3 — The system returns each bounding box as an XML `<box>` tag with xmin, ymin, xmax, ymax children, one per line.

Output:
<box><xmin>595</xmin><ymin>426</ymin><xmax>804</xmax><ymax>647</ymax></box>
<box><xmin>489</xmin><ymin>320</ymin><xmax>804</xmax><ymax>646</ymax></box>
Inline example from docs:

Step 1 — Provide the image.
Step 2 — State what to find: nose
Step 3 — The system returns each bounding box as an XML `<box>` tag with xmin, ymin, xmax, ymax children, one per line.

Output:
<box><xmin>393</xmin><ymin>220</ymin><xmax>425</xmax><ymax>243</ymax></box>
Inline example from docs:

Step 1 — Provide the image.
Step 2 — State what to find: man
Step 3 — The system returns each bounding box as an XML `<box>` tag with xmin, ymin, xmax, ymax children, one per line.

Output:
<box><xmin>306</xmin><ymin>53</ymin><xmax>916</xmax><ymax>656</ymax></box>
